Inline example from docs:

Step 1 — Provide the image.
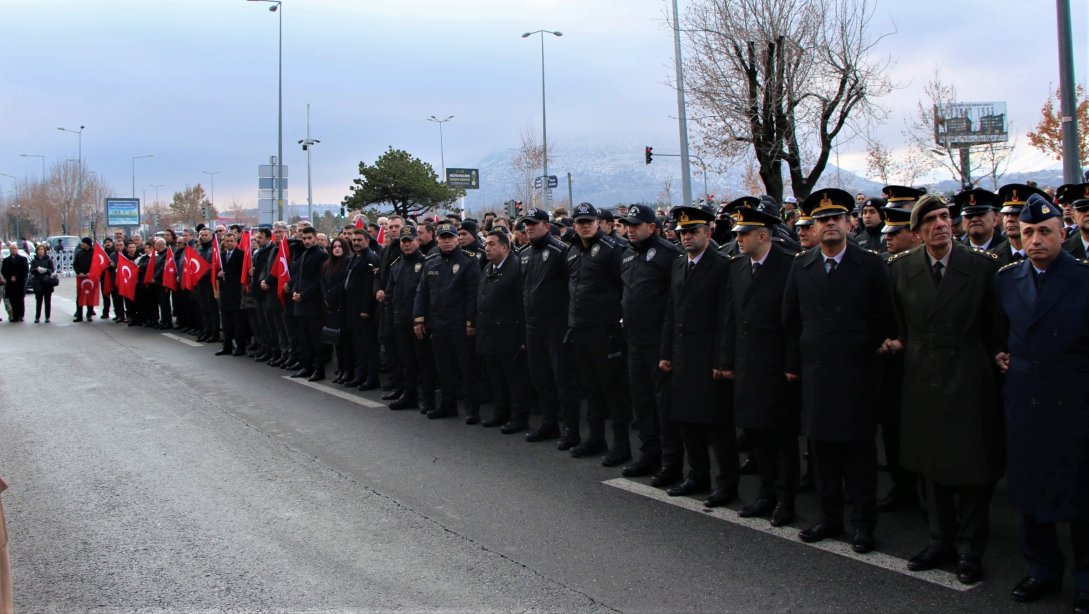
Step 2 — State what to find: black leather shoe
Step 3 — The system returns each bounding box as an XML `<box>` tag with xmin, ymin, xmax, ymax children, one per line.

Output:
<box><xmin>357</xmin><ymin>378</ymin><xmax>381</xmax><ymax>391</ymax></box>
<box><xmin>343</xmin><ymin>378</ymin><xmax>362</xmax><ymax>387</ymax></box>
<box><xmin>381</xmin><ymin>389</ymin><xmax>404</xmax><ymax>401</ymax></box>
<box><xmin>389</xmin><ymin>398</ymin><xmax>419</xmax><ymax>411</ymax></box>
<box><xmin>331</xmin><ymin>373</ymin><xmax>345</xmax><ymax>385</ymax></box>
<box><xmin>738</xmin><ymin>497</ymin><xmax>776</xmax><ymax>518</ymax></box>
<box><xmin>650</xmin><ymin>468</ymin><xmax>683</xmax><ymax>488</ymax></box>
<box><xmin>557</xmin><ymin>428</ymin><xmax>581</xmax><ymax>451</ymax></box>
<box><xmin>621</xmin><ymin>458</ymin><xmax>660</xmax><ymax>478</ymax></box>
<box><xmin>253</xmin><ymin>353</ymin><xmax>270</xmax><ymax>363</ymax></box>
<box><xmin>956</xmin><ymin>554</ymin><xmax>983</xmax><ymax>585</ymax></box>
<box><xmin>282</xmin><ymin>361</ymin><xmax>302</xmax><ymax>372</ymax></box>
<box><xmin>570</xmin><ymin>439</ymin><xmax>607</xmax><ymax>458</ymax></box>
<box><xmin>464</xmin><ymin>414</ymin><xmax>481</xmax><ymax>425</ymax></box>
<box><xmin>1010</xmin><ymin>576</ymin><xmax>1061</xmax><ymax>603</ymax></box>
<box><xmin>739</xmin><ymin>454</ymin><xmax>760</xmax><ymax>475</ymax></box>
<box><xmin>666</xmin><ymin>478</ymin><xmax>710</xmax><ymax>497</ymax></box>
<box><xmin>232</xmin><ymin>348</ymin><xmax>245</xmax><ymax>356</ymax></box>
<box><xmin>1073</xmin><ymin>590</ymin><xmax>1089</xmax><ymax>614</ymax></box>
<box><xmin>601</xmin><ymin>448</ymin><xmax>632</xmax><ymax>467</ymax></box>
<box><xmin>798</xmin><ymin>521</ymin><xmax>844</xmax><ymax>543</ymax></box>
<box><xmin>703</xmin><ymin>487</ymin><xmax>739</xmax><ymax>508</ymax></box>
<box><xmin>500</xmin><ymin>420</ymin><xmax>527</xmax><ymax>435</ymax></box>
<box><xmin>770</xmin><ymin>502</ymin><xmax>795</xmax><ymax>527</ymax></box>
<box><xmin>214</xmin><ymin>349</ymin><xmax>231</xmax><ymax>356</ymax></box>
<box><xmin>852</xmin><ymin>528</ymin><xmax>876</xmax><ymax>553</ymax></box>
<box><xmin>481</xmin><ymin>416</ymin><xmax>507</xmax><ymax>428</ymax></box>
<box><xmin>907</xmin><ymin>545</ymin><xmax>957</xmax><ymax>572</ymax></box>
<box><xmin>426</xmin><ymin>409</ymin><xmax>456</xmax><ymax>420</ymax></box>
<box><xmin>307</xmin><ymin>370</ymin><xmax>326</xmax><ymax>382</ymax></box>
<box><xmin>525</xmin><ymin>422</ymin><xmax>560</xmax><ymax>442</ymax></box>
<box><xmin>291</xmin><ymin>368</ymin><xmax>313</xmax><ymax>379</ymax></box>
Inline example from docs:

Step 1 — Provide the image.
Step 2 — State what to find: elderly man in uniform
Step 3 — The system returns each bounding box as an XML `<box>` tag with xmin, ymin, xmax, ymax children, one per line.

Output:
<box><xmin>617</xmin><ymin>204</ymin><xmax>684</xmax><ymax>484</ymax></box>
<box><xmin>885</xmin><ymin>194</ymin><xmax>1003</xmax><ymax>585</ymax></box>
<box><xmin>995</xmin><ymin>194</ymin><xmax>1089</xmax><ymax>612</ymax></box>
<box><xmin>1061</xmin><ymin>185</ymin><xmax>1089</xmax><ymax>259</ymax></box>
<box><xmin>959</xmin><ymin>189</ymin><xmax>1003</xmax><ymax>251</ymax></box>
<box><xmin>718</xmin><ymin>203</ymin><xmax>799</xmax><ymax>524</ymax></box>
<box><xmin>659</xmin><ymin>206</ymin><xmax>738</xmax><ymax>507</ymax></box>
<box><xmin>783</xmin><ymin>188</ymin><xmax>896</xmax><ymax>553</ymax></box>
<box><xmin>991</xmin><ymin>183</ymin><xmax>1051</xmax><ymax>266</ymax></box>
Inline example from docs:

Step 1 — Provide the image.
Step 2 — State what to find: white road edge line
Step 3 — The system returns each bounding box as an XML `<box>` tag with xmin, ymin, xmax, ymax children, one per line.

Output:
<box><xmin>602</xmin><ymin>477</ymin><xmax>977</xmax><ymax>593</ymax></box>
<box><xmin>161</xmin><ymin>332</ymin><xmax>204</xmax><ymax>347</ymax></box>
<box><xmin>281</xmin><ymin>375</ymin><xmax>386</xmax><ymax>408</ymax></box>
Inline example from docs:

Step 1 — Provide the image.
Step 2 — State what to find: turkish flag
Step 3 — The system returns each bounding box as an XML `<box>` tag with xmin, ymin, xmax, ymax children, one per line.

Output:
<box><xmin>270</xmin><ymin>236</ymin><xmax>291</xmax><ymax>305</ymax></box>
<box><xmin>210</xmin><ymin>235</ymin><xmax>222</xmax><ymax>284</ymax></box>
<box><xmin>354</xmin><ymin>215</ymin><xmax>364</xmax><ymax>229</ymax></box>
<box><xmin>376</xmin><ymin>225</ymin><xmax>385</xmax><ymax>246</ymax></box>
<box><xmin>77</xmin><ymin>276</ymin><xmax>100</xmax><ymax>307</ymax></box>
<box><xmin>182</xmin><ymin>245</ymin><xmax>210</xmax><ymax>291</ymax></box>
<box><xmin>163</xmin><ymin>250</ymin><xmax>179</xmax><ymax>291</ymax></box>
<box><xmin>144</xmin><ymin>250</ymin><xmax>156</xmax><ymax>286</ymax></box>
<box><xmin>116</xmin><ymin>253</ymin><xmax>138</xmax><ymax>300</ymax></box>
<box><xmin>239</xmin><ymin>230</ymin><xmax>252</xmax><ymax>288</ymax></box>
<box><xmin>101</xmin><ymin>269</ymin><xmax>113</xmax><ymax>296</ymax></box>
<box><xmin>88</xmin><ymin>242</ymin><xmax>111</xmax><ymax>280</ymax></box>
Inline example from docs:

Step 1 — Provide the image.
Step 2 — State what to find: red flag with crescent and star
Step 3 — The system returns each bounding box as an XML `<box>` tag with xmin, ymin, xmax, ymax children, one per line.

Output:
<box><xmin>182</xmin><ymin>245</ymin><xmax>210</xmax><ymax>291</ymax></box>
<box><xmin>210</xmin><ymin>235</ymin><xmax>222</xmax><ymax>288</ymax></box>
<box><xmin>115</xmin><ymin>252</ymin><xmax>138</xmax><ymax>300</ymax></box>
<box><xmin>239</xmin><ymin>230</ymin><xmax>252</xmax><ymax>288</ymax></box>
<box><xmin>143</xmin><ymin>249</ymin><xmax>156</xmax><ymax>286</ymax></box>
<box><xmin>77</xmin><ymin>276</ymin><xmax>100</xmax><ymax>307</ymax></box>
<box><xmin>88</xmin><ymin>242</ymin><xmax>111</xmax><ymax>280</ymax></box>
<box><xmin>270</xmin><ymin>236</ymin><xmax>291</xmax><ymax>305</ymax></box>
<box><xmin>163</xmin><ymin>249</ymin><xmax>179</xmax><ymax>291</ymax></box>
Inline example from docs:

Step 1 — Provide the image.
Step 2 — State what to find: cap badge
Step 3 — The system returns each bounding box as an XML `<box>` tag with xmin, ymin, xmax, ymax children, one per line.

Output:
<box><xmin>1011</xmin><ymin>189</ymin><xmax>1019</xmax><ymax>203</ymax></box>
<box><xmin>414</xmin><ymin>263</ymin><xmax>422</xmax><ymax>273</ymax></box>
<box><xmin>1084</xmin><ymin>186</ymin><xmax>1089</xmax><ymax>199</ymax></box>
<box><xmin>678</xmin><ymin>212</ymin><xmax>691</xmax><ymax>225</ymax></box>
<box><xmin>969</xmin><ymin>194</ymin><xmax>976</xmax><ymax>205</ymax></box>
<box><xmin>591</xmin><ymin>244</ymin><xmax>600</xmax><ymax>257</ymax></box>
<box><xmin>1042</xmin><ymin>205</ymin><xmax>1051</xmax><ymax>214</ymax></box>
<box><xmin>452</xmin><ymin>263</ymin><xmax>460</xmax><ymax>274</ymax></box>
<box><xmin>820</xmin><ymin>194</ymin><xmax>832</xmax><ymax>208</ymax></box>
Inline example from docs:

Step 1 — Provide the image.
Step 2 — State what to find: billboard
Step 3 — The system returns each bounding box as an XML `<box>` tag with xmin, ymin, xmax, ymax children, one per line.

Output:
<box><xmin>934</xmin><ymin>101</ymin><xmax>1008</xmax><ymax>147</ymax></box>
<box><xmin>446</xmin><ymin>168</ymin><xmax>479</xmax><ymax>189</ymax></box>
<box><xmin>105</xmin><ymin>198</ymin><xmax>141</xmax><ymax>226</ymax></box>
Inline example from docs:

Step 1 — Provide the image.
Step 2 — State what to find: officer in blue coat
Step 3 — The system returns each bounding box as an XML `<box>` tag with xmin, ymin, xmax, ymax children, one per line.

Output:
<box><xmin>995</xmin><ymin>193</ymin><xmax>1089</xmax><ymax>612</ymax></box>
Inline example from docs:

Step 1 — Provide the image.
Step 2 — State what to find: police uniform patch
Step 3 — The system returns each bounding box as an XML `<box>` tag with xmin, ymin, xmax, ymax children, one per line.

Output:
<box><xmin>452</xmin><ymin>263</ymin><xmax>460</xmax><ymax>274</ymax></box>
<box><xmin>591</xmin><ymin>244</ymin><xmax>600</xmax><ymax>257</ymax></box>
<box><xmin>542</xmin><ymin>250</ymin><xmax>550</xmax><ymax>262</ymax></box>
<box><xmin>414</xmin><ymin>262</ymin><xmax>422</xmax><ymax>272</ymax></box>
<box><xmin>647</xmin><ymin>247</ymin><xmax>657</xmax><ymax>261</ymax></box>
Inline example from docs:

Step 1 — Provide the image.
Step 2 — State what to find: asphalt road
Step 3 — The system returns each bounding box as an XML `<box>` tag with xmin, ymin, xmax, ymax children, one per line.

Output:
<box><xmin>0</xmin><ymin>280</ymin><xmax>1077</xmax><ymax>612</ymax></box>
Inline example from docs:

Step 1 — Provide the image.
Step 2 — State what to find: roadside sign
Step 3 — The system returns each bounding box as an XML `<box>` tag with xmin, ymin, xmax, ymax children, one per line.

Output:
<box><xmin>535</xmin><ymin>175</ymin><xmax>558</xmax><ymax>189</ymax></box>
<box><xmin>105</xmin><ymin>198</ymin><xmax>141</xmax><ymax>226</ymax></box>
<box><xmin>446</xmin><ymin>168</ymin><xmax>479</xmax><ymax>189</ymax></box>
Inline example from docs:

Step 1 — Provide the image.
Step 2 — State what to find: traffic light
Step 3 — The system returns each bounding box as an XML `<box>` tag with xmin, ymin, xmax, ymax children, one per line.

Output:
<box><xmin>504</xmin><ymin>200</ymin><xmax>517</xmax><ymax>218</ymax></box>
<box><xmin>515</xmin><ymin>201</ymin><xmax>523</xmax><ymax>215</ymax></box>
<box><xmin>645</xmin><ymin>146</ymin><xmax>653</xmax><ymax>165</ymax></box>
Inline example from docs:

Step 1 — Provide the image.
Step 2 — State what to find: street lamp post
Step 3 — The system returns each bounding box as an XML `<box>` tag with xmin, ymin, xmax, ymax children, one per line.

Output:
<box><xmin>298</xmin><ymin>103</ymin><xmax>320</xmax><ymax>224</ymax></box>
<box><xmin>148</xmin><ymin>184</ymin><xmax>165</xmax><ymax>206</ymax></box>
<box><xmin>427</xmin><ymin>115</ymin><xmax>454</xmax><ymax>181</ymax></box>
<box><xmin>249</xmin><ymin>0</ymin><xmax>284</xmax><ymax>221</ymax></box>
<box><xmin>132</xmin><ymin>154</ymin><xmax>154</xmax><ymax>198</ymax></box>
<box><xmin>201</xmin><ymin>170</ymin><xmax>222</xmax><ymax>219</ymax></box>
<box><xmin>57</xmin><ymin>125</ymin><xmax>84</xmax><ymax>234</ymax></box>
<box><xmin>522</xmin><ymin>29</ymin><xmax>562</xmax><ymax>207</ymax></box>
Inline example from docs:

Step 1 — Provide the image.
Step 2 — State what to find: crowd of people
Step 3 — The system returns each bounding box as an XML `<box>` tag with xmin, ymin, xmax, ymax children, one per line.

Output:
<box><xmin>15</xmin><ymin>179</ymin><xmax>1089</xmax><ymax>611</ymax></box>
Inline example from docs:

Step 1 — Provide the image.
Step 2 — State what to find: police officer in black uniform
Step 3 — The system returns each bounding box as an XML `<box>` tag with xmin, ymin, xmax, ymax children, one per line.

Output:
<box><xmin>413</xmin><ymin>222</ymin><xmax>482</xmax><ymax>422</ymax></box>
<box><xmin>617</xmin><ymin>204</ymin><xmax>684</xmax><ymax>483</ymax></box>
<box><xmin>382</xmin><ymin>226</ymin><xmax>429</xmax><ymax>407</ymax></box>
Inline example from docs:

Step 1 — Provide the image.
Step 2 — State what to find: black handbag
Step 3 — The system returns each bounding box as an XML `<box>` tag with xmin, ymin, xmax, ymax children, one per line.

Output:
<box><xmin>321</xmin><ymin>326</ymin><xmax>342</xmax><ymax>344</ymax></box>
<box><xmin>42</xmin><ymin>275</ymin><xmax>59</xmax><ymax>288</ymax></box>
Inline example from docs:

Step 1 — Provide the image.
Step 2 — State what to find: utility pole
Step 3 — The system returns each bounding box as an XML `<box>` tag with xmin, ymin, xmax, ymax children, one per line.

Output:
<box><xmin>1055</xmin><ymin>0</ymin><xmax>1083</xmax><ymax>182</ymax></box>
<box><xmin>299</xmin><ymin>103</ymin><xmax>320</xmax><ymax>224</ymax></box>
<box><xmin>672</xmin><ymin>0</ymin><xmax>693</xmax><ymax>207</ymax></box>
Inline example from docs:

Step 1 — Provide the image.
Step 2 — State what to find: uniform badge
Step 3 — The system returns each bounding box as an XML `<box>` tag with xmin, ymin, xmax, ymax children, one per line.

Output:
<box><xmin>542</xmin><ymin>250</ymin><xmax>550</xmax><ymax>262</ymax></box>
<box><xmin>1042</xmin><ymin>205</ymin><xmax>1051</xmax><ymax>214</ymax></box>
<box><xmin>591</xmin><ymin>244</ymin><xmax>600</xmax><ymax>257</ymax></box>
<box><xmin>646</xmin><ymin>247</ymin><xmax>657</xmax><ymax>261</ymax></box>
<box><xmin>414</xmin><ymin>263</ymin><xmax>422</xmax><ymax>273</ymax></box>
<box><xmin>452</xmin><ymin>263</ymin><xmax>461</xmax><ymax>274</ymax></box>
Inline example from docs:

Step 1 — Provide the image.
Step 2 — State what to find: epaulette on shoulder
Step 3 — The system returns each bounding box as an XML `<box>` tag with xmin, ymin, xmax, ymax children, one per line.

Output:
<box><xmin>1076</xmin><ymin>259</ymin><xmax>1089</xmax><ymax>267</ymax></box>
<box><xmin>997</xmin><ymin>260</ymin><xmax>1020</xmax><ymax>274</ymax></box>
<box><xmin>795</xmin><ymin>249</ymin><xmax>808</xmax><ymax>258</ymax></box>
<box><xmin>970</xmin><ymin>247</ymin><xmax>999</xmax><ymax>261</ymax></box>
<box><xmin>547</xmin><ymin>240</ymin><xmax>566</xmax><ymax>252</ymax></box>
<box><xmin>886</xmin><ymin>247</ymin><xmax>916</xmax><ymax>265</ymax></box>
<box><xmin>730</xmin><ymin>253</ymin><xmax>746</xmax><ymax>261</ymax></box>
<box><xmin>425</xmin><ymin>252</ymin><xmax>439</xmax><ymax>260</ymax></box>
<box><xmin>599</xmin><ymin>235</ymin><xmax>618</xmax><ymax>248</ymax></box>
<box><xmin>865</xmin><ymin>248</ymin><xmax>881</xmax><ymax>257</ymax></box>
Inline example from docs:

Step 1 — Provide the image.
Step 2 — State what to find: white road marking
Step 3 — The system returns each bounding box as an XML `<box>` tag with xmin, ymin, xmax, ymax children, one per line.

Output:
<box><xmin>281</xmin><ymin>375</ymin><xmax>386</xmax><ymax>408</ymax></box>
<box><xmin>161</xmin><ymin>332</ymin><xmax>204</xmax><ymax>347</ymax></box>
<box><xmin>602</xmin><ymin>477</ymin><xmax>977</xmax><ymax>593</ymax></box>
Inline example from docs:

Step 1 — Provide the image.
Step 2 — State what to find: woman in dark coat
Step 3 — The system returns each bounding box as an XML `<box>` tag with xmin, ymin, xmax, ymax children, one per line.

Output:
<box><xmin>321</xmin><ymin>237</ymin><xmax>351</xmax><ymax>383</ymax></box>
<box><xmin>28</xmin><ymin>244</ymin><xmax>56</xmax><ymax>323</ymax></box>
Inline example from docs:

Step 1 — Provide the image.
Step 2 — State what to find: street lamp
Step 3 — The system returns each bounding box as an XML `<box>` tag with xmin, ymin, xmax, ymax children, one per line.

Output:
<box><xmin>249</xmin><ymin>0</ymin><xmax>284</xmax><ymax>221</ymax></box>
<box><xmin>132</xmin><ymin>154</ymin><xmax>154</xmax><ymax>198</ymax></box>
<box><xmin>521</xmin><ymin>29</ymin><xmax>562</xmax><ymax>206</ymax></box>
<box><xmin>57</xmin><ymin>125</ymin><xmax>84</xmax><ymax>234</ymax></box>
<box><xmin>427</xmin><ymin>115</ymin><xmax>454</xmax><ymax>181</ymax></box>
<box><xmin>148</xmin><ymin>184</ymin><xmax>165</xmax><ymax>206</ymax></box>
<box><xmin>201</xmin><ymin>170</ymin><xmax>222</xmax><ymax>215</ymax></box>
<box><xmin>298</xmin><ymin>103</ymin><xmax>320</xmax><ymax>223</ymax></box>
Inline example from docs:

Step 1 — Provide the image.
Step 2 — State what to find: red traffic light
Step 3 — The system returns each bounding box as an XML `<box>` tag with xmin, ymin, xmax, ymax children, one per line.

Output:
<box><xmin>645</xmin><ymin>146</ymin><xmax>653</xmax><ymax>165</ymax></box>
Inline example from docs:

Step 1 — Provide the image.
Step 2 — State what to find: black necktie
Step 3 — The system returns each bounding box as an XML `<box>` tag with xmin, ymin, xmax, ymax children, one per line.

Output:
<box><xmin>1034</xmin><ymin>269</ymin><xmax>1047</xmax><ymax>293</ymax></box>
<box><xmin>932</xmin><ymin>261</ymin><xmax>944</xmax><ymax>287</ymax></box>
<box><xmin>825</xmin><ymin>258</ymin><xmax>837</xmax><ymax>276</ymax></box>
<box><xmin>1013</xmin><ymin>251</ymin><xmax>1024</xmax><ymax>261</ymax></box>
<box><xmin>751</xmin><ymin>262</ymin><xmax>761</xmax><ymax>278</ymax></box>
<box><xmin>686</xmin><ymin>259</ymin><xmax>696</xmax><ymax>279</ymax></box>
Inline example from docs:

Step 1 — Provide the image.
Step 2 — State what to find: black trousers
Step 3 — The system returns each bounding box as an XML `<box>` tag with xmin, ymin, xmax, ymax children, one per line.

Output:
<box><xmin>430</xmin><ymin>326</ymin><xmax>477</xmax><ymax>415</ymax></box>
<box><xmin>283</xmin><ymin>313</ymin><xmax>300</xmax><ymax>360</ymax></box>
<box><xmin>221</xmin><ymin>308</ymin><xmax>245</xmax><ymax>351</ymax></box>
<box><xmin>481</xmin><ymin>351</ymin><xmax>531</xmax><ymax>423</ymax></box>
<box><xmin>925</xmin><ymin>480</ymin><xmax>995</xmax><ymax>557</ymax></box>
<box><xmin>33</xmin><ymin>291</ymin><xmax>52</xmax><ymax>320</ymax></box>
<box><xmin>394</xmin><ymin>325</ymin><xmax>435</xmax><ymax>407</ymax></box>
<box><xmin>679</xmin><ymin>422</ymin><xmax>739</xmax><ymax>489</ymax></box>
<box><xmin>627</xmin><ymin>341</ymin><xmax>682</xmax><ymax>469</ymax></box>
<box><xmin>295</xmin><ymin>315</ymin><xmax>323</xmax><ymax>369</ymax></box>
<box><xmin>6</xmin><ymin>290</ymin><xmax>25</xmax><ymax>321</ymax></box>
<box><xmin>100</xmin><ymin>282</ymin><xmax>112</xmax><ymax>317</ymax></box>
<box><xmin>196</xmin><ymin>283</ymin><xmax>218</xmax><ymax>337</ymax></box>
<box><xmin>525</xmin><ymin>325</ymin><xmax>581</xmax><ymax>429</ymax></box>
<box><xmin>571</xmin><ymin>326</ymin><xmax>631</xmax><ymax>443</ymax></box>
<box><xmin>347</xmin><ymin>321</ymin><xmax>380</xmax><ymax>380</ymax></box>
<box><xmin>811</xmin><ymin>438</ymin><xmax>878</xmax><ymax>530</ymax></box>
<box><xmin>1020</xmin><ymin>514</ymin><xmax>1089</xmax><ymax>590</ymax></box>
<box><xmin>247</xmin><ymin>306</ymin><xmax>267</xmax><ymax>353</ymax></box>
<box><xmin>156</xmin><ymin>286</ymin><xmax>173</xmax><ymax>324</ymax></box>
<box><xmin>262</xmin><ymin>302</ymin><xmax>289</xmax><ymax>357</ymax></box>
<box><xmin>750</xmin><ymin>428</ymin><xmax>801</xmax><ymax>502</ymax></box>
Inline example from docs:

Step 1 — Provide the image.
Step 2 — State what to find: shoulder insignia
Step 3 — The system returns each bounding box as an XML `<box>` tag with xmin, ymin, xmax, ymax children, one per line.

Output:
<box><xmin>599</xmin><ymin>235</ymin><xmax>617</xmax><ymax>248</ymax></box>
<box><xmin>997</xmin><ymin>261</ymin><xmax>1021</xmax><ymax>274</ymax></box>
<box><xmin>866</xmin><ymin>248</ymin><xmax>881</xmax><ymax>256</ymax></box>
<box><xmin>730</xmin><ymin>254</ymin><xmax>745</xmax><ymax>261</ymax></box>
<box><xmin>1077</xmin><ymin>259</ymin><xmax>1089</xmax><ymax>266</ymax></box>
<box><xmin>971</xmin><ymin>247</ymin><xmax>999</xmax><ymax>260</ymax></box>
<box><xmin>886</xmin><ymin>250</ymin><xmax>911</xmax><ymax>264</ymax></box>
<box><xmin>795</xmin><ymin>249</ymin><xmax>808</xmax><ymax>258</ymax></box>
<box><xmin>425</xmin><ymin>253</ymin><xmax>439</xmax><ymax>260</ymax></box>
<box><xmin>547</xmin><ymin>242</ymin><xmax>565</xmax><ymax>253</ymax></box>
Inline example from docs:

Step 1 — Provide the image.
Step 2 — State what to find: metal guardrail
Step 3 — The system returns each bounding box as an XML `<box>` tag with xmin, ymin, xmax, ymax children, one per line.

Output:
<box><xmin>52</xmin><ymin>249</ymin><xmax>75</xmax><ymax>277</ymax></box>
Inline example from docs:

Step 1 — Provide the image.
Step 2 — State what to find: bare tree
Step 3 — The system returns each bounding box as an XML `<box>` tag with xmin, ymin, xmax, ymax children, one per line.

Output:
<box><xmin>657</xmin><ymin>176</ymin><xmax>675</xmax><ymax>206</ymax></box>
<box><xmin>681</xmin><ymin>0</ymin><xmax>893</xmax><ymax>201</ymax></box>
<box><xmin>510</xmin><ymin>125</ymin><xmax>554</xmax><ymax>209</ymax></box>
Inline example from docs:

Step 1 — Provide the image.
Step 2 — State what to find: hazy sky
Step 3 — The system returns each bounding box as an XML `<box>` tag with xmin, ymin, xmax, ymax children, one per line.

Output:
<box><xmin>2</xmin><ymin>0</ymin><xmax>1086</xmax><ymax>208</ymax></box>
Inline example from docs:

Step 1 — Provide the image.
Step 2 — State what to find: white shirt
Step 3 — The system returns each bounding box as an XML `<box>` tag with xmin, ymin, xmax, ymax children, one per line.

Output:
<box><xmin>819</xmin><ymin>244</ymin><xmax>847</xmax><ymax>268</ymax></box>
<box><xmin>687</xmin><ymin>248</ymin><xmax>706</xmax><ymax>268</ymax></box>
